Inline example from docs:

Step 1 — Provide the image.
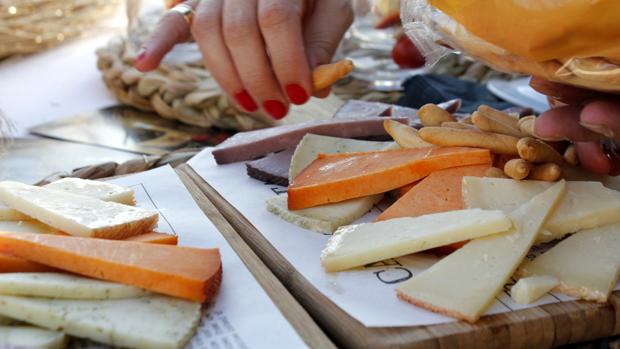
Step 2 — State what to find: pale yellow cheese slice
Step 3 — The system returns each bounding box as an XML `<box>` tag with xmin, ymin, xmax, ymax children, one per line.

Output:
<box><xmin>321</xmin><ymin>208</ymin><xmax>512</xmax><ymax>272</ymax></box>
<box><xmin>0</xmin><ymin>181</ymin><xmax>158</xmax><ymax>239</ymax></box>
<box><xmin>462</xmin><ymin>178</ymin><xmax>620</xmax><ymax>242</ymax></box>
<box><xmin>397</xmin><ymin>181</ymin><xmax>565</xmax><ymax>322</ymax></box>
<box><xmin>518</xmin><ymin>222</ymin><xmax>620</xmax><ymax>303</ymax></box>
<box><xmin>45</xmin><ymin>177</ymin><xmax>135</xmax><ymax>205</ymax></box>
<box><xmin>267</xmin><ymin>193</ymin><xmax>383</xmax><ymax>234</ymax></box>
<box><xmin>0</xmin><ymin>201</ymin><xmax>29</xmax><ymax>221</ymax></box>
<box><xmin>0</xmin><ymin>294</ymin><xmax>200</xmax><ymax>349</ymax></box>
<box><xmin>0</xmin><ymin>220</ymin><xmax>60</xmax><ymax>235</ymax></box>
<box><xmin>0</xmin><ymin>326</ymin><xmax>67</xmax><ymax>349</ymax></box>
<box><xmin>511</xmin><ymin>276</ymin><xmax>559</xmax><ymax>304</ymax></box>
<box><xmin>289</xmin><ymin>134</ymin><xmax>393</xmax><ymax>181</ymax></box>
<box><xmin>0</xmin><ymin>273</ymin><xmax>147</xmax><ymax>299</ymax></box>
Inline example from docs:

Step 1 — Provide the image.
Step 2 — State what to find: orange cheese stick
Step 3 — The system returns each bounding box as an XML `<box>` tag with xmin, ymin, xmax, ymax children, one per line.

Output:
<box><xmin>395</xmin><ymin>182</ymin><xmax>418</xmax><ymax>198</ymax></box>
<box><xmin>377</xmin><ymin>164</ymin><xmax>490</xmax><ymax>221</ymax></box>
<box><xmin>124</xmin><ymin>232</ymin><xmax>178</xmax><ymax>245</ymax></box>
<box><xmin>0</xmin><ymin>253</ymin><xmax>54</xmax><ymax>273</ymax></box>
<box><xmin>0</xmin><ymin>233</ymin><xmax>221</xmax><ymax>302</ymax></box>
<box><xmin>288</xmin><ymin>147</ymin><xmax>491</xmax><ymax>210</ymax></box>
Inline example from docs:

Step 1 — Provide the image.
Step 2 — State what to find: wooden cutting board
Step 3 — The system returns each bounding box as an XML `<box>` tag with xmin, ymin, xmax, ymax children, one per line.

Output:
<box><xmin>175</xmin><ymin>168</ymin><xmax>336</xmax><ymax>349</ymax></box>
<box><xmin>178</xmin><ymin>164</ymin><xmax>620</xmax><ymax>349</ymax></box>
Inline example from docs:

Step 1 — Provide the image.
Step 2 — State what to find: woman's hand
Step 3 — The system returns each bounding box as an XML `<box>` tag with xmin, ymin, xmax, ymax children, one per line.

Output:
<box><xmin>134</xmin><ymin>0</ymin><xmax>354</xmax><ymax>119</ymax></box>
<box><xmin>530</xmin><ymin>77</ymin><xmax>620</xmax><ymax>175</ymax></box>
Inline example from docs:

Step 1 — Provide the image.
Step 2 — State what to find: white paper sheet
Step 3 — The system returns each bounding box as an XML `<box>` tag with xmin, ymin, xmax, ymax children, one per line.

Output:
<box><xmin>188</xmin><ymin>149</ymin><xmax>620</xmax><ymax>328</ymax></box>
<box><xmin>106</xmin><ymin>166</ymin><xmax>308</xmax><ymax>349</ymax></box>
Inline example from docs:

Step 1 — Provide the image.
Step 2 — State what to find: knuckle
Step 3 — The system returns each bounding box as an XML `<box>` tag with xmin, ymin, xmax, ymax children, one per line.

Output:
<box><xmin>191</xmin><ymin>12</ymin><xmax>219</xmax><ymax>41</ymax></box>
<box><xmin>259</xmin><ymin>2</ymin><xmax>296</xmax><ymax>29</ymax></box>
<box><xmin>223</xmin><ymin>17</ymin><xmax>255</xmax><ymax>43</ymax></box>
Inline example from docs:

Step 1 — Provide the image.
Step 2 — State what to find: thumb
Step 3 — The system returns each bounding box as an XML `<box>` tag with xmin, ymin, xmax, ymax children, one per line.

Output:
<box><xmin>304</xmin><ymin>0</ymin><xmax>353</xmax><ymax>68</ymax></box>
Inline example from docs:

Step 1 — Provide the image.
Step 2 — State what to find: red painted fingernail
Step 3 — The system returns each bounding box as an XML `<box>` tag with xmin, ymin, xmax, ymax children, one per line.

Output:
<box><xmin>233</xmin><ymin>90</ymin><xmax>258</xmax><ymax>112</ymax></box>
<box><xmin>263</xmin><ymin>100</ymin><xmax>288</xmax><ymax>119</ymax></box>
<box><xmin>136</xmin><ymin>47</ymin><xmax>147</xmax><ymax>62</ymax></box>
<box><xmin>285</xmin><ymin>84</ymin><xmax>309</xmax><ymax>105</ymax></box>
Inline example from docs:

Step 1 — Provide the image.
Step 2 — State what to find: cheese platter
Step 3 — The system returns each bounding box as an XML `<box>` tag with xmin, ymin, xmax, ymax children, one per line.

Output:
<box><xmin>0</xmin><ymin>166</ymin><xmax>332</xmax><ymax>349</ymax></box>
<box><xmin>186</xmin><ymin>102</ymin><xmax>620</xmax><ymax>348</ymax></box>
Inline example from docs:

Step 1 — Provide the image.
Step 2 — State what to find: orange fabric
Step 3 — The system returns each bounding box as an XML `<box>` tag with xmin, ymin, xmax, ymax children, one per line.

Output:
<box><xmin>288</xmin><ymin>147</ymin><xmax>491</xmax><ymax>209</ymax></box>
<box><xmin>0</xmin><ymin>233</ymin><xmax>221</xmax><ymax>302</ymax></box>
<box><xmin>429</xmin><ymin>0</ymin><xmax>620</xmax><ymax>61</ymax></box>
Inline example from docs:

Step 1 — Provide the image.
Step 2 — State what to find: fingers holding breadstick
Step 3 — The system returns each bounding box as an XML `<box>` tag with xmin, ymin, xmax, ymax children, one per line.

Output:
<box><xmin>419</xmin><ymin>127</ymin><xmax>519</xmax><ymax>156</ymax></box>
<box><xmin>518</xmin><ymin>115</ymin><xmax>536</xmax><ymax>137</ymax></box>
<box><xmin>564</xmin><ymin>144</ymin><xmax>579</xmax><ymax>166</ymax></box>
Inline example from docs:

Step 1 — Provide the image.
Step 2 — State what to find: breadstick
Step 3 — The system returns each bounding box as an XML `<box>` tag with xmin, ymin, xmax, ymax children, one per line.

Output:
<box><xmin>528</xmin><ymin>163</ymin><xmax>562</xmax><ymax>182</ymax></box>
<box><xmin>503</xmin><ymin>158</ymin><xmax>532</xmax><ymax>180</ymax></box>
<box><xmin>477</xmin><ymin>105</ymin><xmax>519</xmax><ymax>129</ymax></box>
<box><xmin>418</xmin><ymin>127</ymin><xmax>519</xmax><ymax>155</ymax></box>
<box><xmin>517</xmin><ymin>115</ymin><xmax>536</xmax><ymax>137</ymax></box>
<box><xmin>461</xmin><ymin>115</ymin><xmax>474</xmax><ymax>124</ymax></box>
<box><xmin>471</xmin><ymin>111</ymin><xmax>525</xmax><ymax>137</ymax></box>
<box><xmin>484</xmin><ymin>167</ymin><xmax>508</xmax><ymax>178</ymax></box>
<box><xmin>564</xmin><ymin>144</ymin><xmax>578</xmax><ymax>166</ymax></box>
<box><xmin>418</xmin><ymin>104</ymin><xmax>457</xmax><ymax>127</ymax></box>
<box><xmin>440</xmin><ymin>121</ymin><xmax>478</xmax><ymax>130</ymax></box>
<box><xmin>312</xmin><ymin>60</ymin><xmax>354</xmax><ymax>91</ymax></box>
<box><xmin>517</xmin><ymin>137</ymin><xmax>564</xmax><ymax>165</ymax></box>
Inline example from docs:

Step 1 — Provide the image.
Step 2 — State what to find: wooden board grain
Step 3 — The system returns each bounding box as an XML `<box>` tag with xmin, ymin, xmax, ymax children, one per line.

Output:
<box><xmin>179</xmin><ymin>165</ymin><xmax>620</xmax><ymax>349</ymax></box>
<box><xmin>175</xmin><ymin>167</ymin><xmax>335</xmax><ymax>349</ymax></box>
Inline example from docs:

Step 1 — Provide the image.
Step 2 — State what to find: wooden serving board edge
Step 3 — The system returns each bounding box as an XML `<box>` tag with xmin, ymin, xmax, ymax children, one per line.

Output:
<box><xmin>175</xmin><ymin>166</ymin><xmax>336</xmax><ymax>349</ymax></box>
<box><xmin>180</xmin><ymin>165</ymin><xmax>620</xmax><ymax>349</ymax></box>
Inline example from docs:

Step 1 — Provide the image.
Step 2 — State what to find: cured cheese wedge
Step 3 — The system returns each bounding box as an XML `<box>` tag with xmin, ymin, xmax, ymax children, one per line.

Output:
<box><xmin>45</xmin><ymin>177</ymin><xmax>135</xmax><ymax>205</ymax></box>
<box><xmin>511</xmin><ymin>276</ymin><xmax>559</xmax><ymax>304</ymax></box>
<box><xmin>462</xmin><ymin>178</ymin><xmax>620</xmax><ymax>242</ymax></box>
<box><xmin>0</xmin><ymin>178</ymin><xmax>135</xmax><ymax>222</ymax></box>
<box><xmin>267</xmin><ymin>194</ymin><xmax>383</xmax><ymax>234</ymax></box>
<box><xmin>289</xmin><ymin>134</ymin><xmax>393</xmax><ymax>181</ymax></box>
<box><xmin>377</xmin><ymin>165</ymin><xmax>489</xmax><ymax>221</ymax></box>
<box><xmin>288</xmin><ymin>147</ymin><xmax>491</xmax><ymax>209</ymax></box>
<box><xmin>518</xmin><ymin>222</ymin><xmax>620</xmax><ymax>302</ymax></box>
<box><xmin>0</xmin><ymin>326</ymin><xmax>67</xmax><ymax>349</ymax></box>
<box><xmin>397</xmin><ymin>181</ymin><xmax>565</xmax><ymax>322</ymax></box>
<box><xmin>0</xmin><ymin>233</ymin><xmax>221</xmax><ymax>302</ymax></box>
<box><xmin>321</xmin><ymin>208</ymin><xmax>512</xmax><ymax>272</ymax></box>
<box><xmin>125</xmin><ymin>232</ymin><xmax>178</xmax><ymax>245</ymax></box>
<box><xmin>0</xmin><ymin>181</ymin><xmax>158</xmax><ymax>238</ymax></box>
<box><xmin>0</xmin><ymin>253</ymin><xmax>53</xmax><ymax>273</ymax></box>
<box><xmin>0</xmin><ymin>272</ymin><xmax>147</xmax><ymax>299</ymax></box>
<box><xmin>0</xmin><ymin>295</ymin><xmax>200</xmax><ymax>349</ymax></box>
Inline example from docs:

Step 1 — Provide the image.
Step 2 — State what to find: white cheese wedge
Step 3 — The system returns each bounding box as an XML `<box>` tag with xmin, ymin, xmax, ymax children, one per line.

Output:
<box><xmin>289</xmin><ymin>134</ymin><xmax>393</xmax><ymax>181</ymax></box>
<box><xmin>267</xmin><ymin>194</ymin><xmax>383</xmax><ymax>234</ymax></box>
<box><xmin>397</xmin><ymin>181</ymin><xmax>565</xmax><ymax>322</ymax></box>
<box><xmin>0</xmin><ymin>178</ymin><xmax>135</xmax><ymax>222</ymax></box>
<box><xmin>0</xmin><ymin>220</ymin><xmax>60</xmax><ymax>234</ymax></box>
<box><xmin>462</xmin><ymin>178</ymin><xmax>620</xmax><ymax>242</ymax></box>
<box><xmin>0</xmin><ymin>294</ymin><xmax>201</xmax><ymax>349</ymax></box>
<box><xmin>0</xmin><ymin>326</ymin><xmax>67</xmax><ymax>349</ymax></box>
<box><xmin>518</xmin><ymin>222</ymin><xmax>620</xmax><ymax>302</ymax></box>
<box><xmin>0</xmin><ymin>181</ymin><xmax>158</xmax><ymax>239</ymax></box>
<box><xmin>45</xmin><ymin>178</ymin><xmax>135</xmax><ymax>205</ymax></box>
<box><xmin>511</xmin><ymin>276</ymin><xmax>559</xmax><ymax>304</ymax></box>
<box><xmin>321</xmin><ymin>208</ymin><xmax>512</xmax><ymax>272</ymax></box>
<box><xmin>0</xmin><ymin>273</ymin><xmax>147</xmax><ymax>299</ymax></box>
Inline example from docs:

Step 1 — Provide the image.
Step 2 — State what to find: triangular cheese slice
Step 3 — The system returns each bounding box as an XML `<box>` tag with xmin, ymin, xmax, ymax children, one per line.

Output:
<box><xmin>397</xmin><ymin>181</ymin><xmax>565</xmax><ymax>322</ymax></box>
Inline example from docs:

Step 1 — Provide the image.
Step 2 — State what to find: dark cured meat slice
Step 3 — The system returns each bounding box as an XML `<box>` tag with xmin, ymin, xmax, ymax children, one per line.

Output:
<box><xmin>333</xmin><ymin>100</ymin><xmax>392</xmax><ymax>119</ymax></box>
<box><xmin>212</xmin><ymin>117</ymin><xmax>408</xmax><ymax>164</ymax></box>
<box><xmin>246</xmin><ymin>149</ymin><xmax>294</xmax><ymax>186</ymax></box>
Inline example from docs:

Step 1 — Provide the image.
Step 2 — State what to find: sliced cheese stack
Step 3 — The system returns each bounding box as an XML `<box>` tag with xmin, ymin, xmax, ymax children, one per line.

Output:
<box><xmin>266</xmin><ymin>194</ymin><xmax>383</xmax><ymax>234</ymax></box>
<box><xmin>0</xmin><ymin>272</ymin><xmax>147</xmax><ymax>299</ymax></box>
<box><xmin>321</xmin><ymin>208</ymin><xmax>512</xmax><ymax>272</ymax></box>
<box><xmin>0</xmin><ymin>294</ymin><xmax>200</xmax><ymax>349</ymax></box>
<box><xmin>0</xmin><ymin>181</ymin><xmax>157</xmax><ymax>239</ymax></box>
<box><xmin>397</xmin><ymin>181</ymin><xmax>565</xmax><ymax>322</ymax></box>
<box><xmin>0</xmin><ymin>326</ymin><xmax>67</xmax><ymax>349</ymax></box>
<box><xmin>462</xmin><ymin>178</ymin><xmax>620</xmax><ymax>242</ymax></box>
<box><xmin>518</xmin><ymin>222</ymin><xmax>620</xmax><ymax>302</ymax></box>
<box><xmin>0</xmin><ymin>201</ymin><xmax>29</xmax><ymax>221</ymax></box>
